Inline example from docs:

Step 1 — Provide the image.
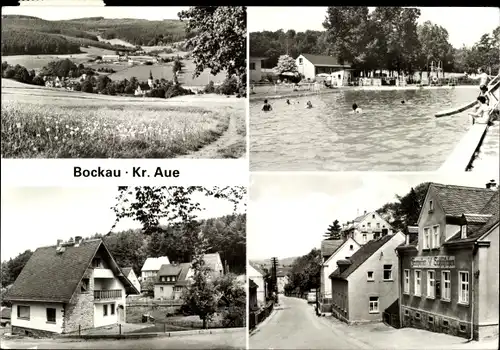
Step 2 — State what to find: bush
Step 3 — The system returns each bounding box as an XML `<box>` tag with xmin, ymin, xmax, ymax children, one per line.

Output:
<box><xmin>216</xmin><ymin>76</ymin><xmax>239</xmax><ymax>95</ymax></box>
<box><xmin>204</xmin><ymin>81</ymin><xmax>216</xmax><ymax>94</ymax></box>
<box><xmin>81</xmin><ymin>80</ymin><xmax>94</xmax><ymax>93</ymax></box>
<box><xmin>32</xmin><ymin>75</ymin><xmax>45</xmax><ymax>86</ymax></box>
<box><xmin>165</xmin><ymin>84</ymin><xmax>194</xmax><ymax>99</ymax></box>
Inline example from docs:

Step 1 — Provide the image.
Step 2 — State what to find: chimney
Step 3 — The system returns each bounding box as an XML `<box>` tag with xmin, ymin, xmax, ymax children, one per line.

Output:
<box><xmin>488</xmin><ymin>179</ymin><xmax>497</xmax><ymax>190</ymax></box>
<box><xmin>74</xmin><ymin>236</ymin><xmax>83</xmax><ymax>247</ymax></box>
<box><xmin>405</xmin><ymin>233</ymin><xmax>409</xmax><ymax>245</ymax></box>
<box><xmin>461</xmin><ymin>225</ymin><xmax>467</xmax><ymax>239</ymax></box>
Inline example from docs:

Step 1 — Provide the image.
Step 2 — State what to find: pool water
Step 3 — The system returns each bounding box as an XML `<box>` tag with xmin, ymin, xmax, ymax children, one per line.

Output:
<box><xmin>250</xmin><ymin>87</ymin><xmax>481</xmax><ymax>171</ymax></box>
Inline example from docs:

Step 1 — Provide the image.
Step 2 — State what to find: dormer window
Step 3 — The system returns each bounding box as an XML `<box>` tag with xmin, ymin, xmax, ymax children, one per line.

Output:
<box><xmin>461</xmin><ymin>225</ymin><xmax>467</xmax><ymax>239</ymax></box>
<box><xmin>429</xmin><ymin>200</ymin><xmax>434</xmax><ymax>212</ymax></box>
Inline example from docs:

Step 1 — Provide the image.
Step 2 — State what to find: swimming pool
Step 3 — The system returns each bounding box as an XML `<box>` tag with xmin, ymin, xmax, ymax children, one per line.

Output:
<box><xmin>250</xmin><ymin>86</ymin><xmax>481</xmax><ymax>171</ymax></box>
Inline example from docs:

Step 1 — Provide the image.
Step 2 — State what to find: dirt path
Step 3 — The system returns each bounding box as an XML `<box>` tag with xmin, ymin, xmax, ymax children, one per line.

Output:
<box><xmin>177</xmin><ymin>111</ymin><xmax>245</xmax><ymax>159</ymax></box>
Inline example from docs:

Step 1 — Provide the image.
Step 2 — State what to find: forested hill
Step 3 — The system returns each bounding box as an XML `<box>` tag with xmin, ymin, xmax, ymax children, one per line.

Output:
<box><xmin>1</xmin><ymin>15</ymin><xmax>189</xmax><ymax>56</ymax></box>
<box><xmin>1</xmin><ymin>214</ymin><xmax>246</xmax><ymax>289</ymax></box>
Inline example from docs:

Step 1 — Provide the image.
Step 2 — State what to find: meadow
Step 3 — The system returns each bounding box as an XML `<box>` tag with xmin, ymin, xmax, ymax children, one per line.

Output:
<box><xmin>1</xmin><ymin>80</ymin><xmax>240</xmax><ymax>158</ymax></box>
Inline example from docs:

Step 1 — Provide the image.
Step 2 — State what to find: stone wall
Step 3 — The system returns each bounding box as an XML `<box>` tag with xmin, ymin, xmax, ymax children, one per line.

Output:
<box><xmin>62</xmin><ymin>268</ymin><xmax>94</xmax><ymax>333</ymax></box>
<box><xmin>12</xmin><ymin>325</ymin><xmax>57</xmax><ymax>338</ymax></box>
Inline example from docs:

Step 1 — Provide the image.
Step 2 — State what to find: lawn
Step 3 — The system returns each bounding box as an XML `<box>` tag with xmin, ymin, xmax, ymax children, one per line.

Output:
<box><xmin>1</xmin><ymin>81</ymin><xmax>233</xmax><ymax>158</ymax></box>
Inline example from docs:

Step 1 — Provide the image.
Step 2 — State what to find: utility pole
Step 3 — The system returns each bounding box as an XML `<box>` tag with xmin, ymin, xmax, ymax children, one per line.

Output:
<box><xmin>271</xmin><ymin>257</ymin><xmax>279</xmax><ymax>304</ymax></box>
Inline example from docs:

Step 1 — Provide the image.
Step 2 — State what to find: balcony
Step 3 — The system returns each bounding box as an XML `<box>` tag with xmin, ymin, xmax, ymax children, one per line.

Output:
<box><xmin>94</xmin><ymin>289</ymin><xmax>122</xmax><ymax>300</ymax></box>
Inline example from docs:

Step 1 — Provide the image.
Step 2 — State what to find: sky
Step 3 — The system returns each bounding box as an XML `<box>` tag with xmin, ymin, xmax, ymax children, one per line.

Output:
<box><xmin>1</xmin><ymin>187</ymin><xmax>246</xmax><ymax>260</ymax></box>
<box><xmin>2</xmin><ymin>6</ymin><xmax>190</xmax><ymax>21</ymax></box>
<box><xmin>248</xmin><ymin>172</ymin><xmax>497</xmax><ymax>260</ymax></box>
<box><xmin>248</xmin><ymin>7</ymin><xmax>500</xmax><ymax>48</ymax></box>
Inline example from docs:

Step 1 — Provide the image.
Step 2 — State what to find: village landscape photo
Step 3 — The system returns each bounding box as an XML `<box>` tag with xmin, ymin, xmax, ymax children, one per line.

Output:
<box><xmin>0</xmin><ymin>186</ymin><xmax>247</xmax><ymax>349</ymax></box>
<box><xmin>247</xmin><ymin>172</ymin><xmax>499</xmax><ymax>349</ymax></box>
<box><xmin>1</xmin><ymin>6</ymin><xmax>247</xmax><ymax>159</ymax></box>
<box><xmin>249</xmin><ymin>7</ymin><xmax>500</xmax><ymax>172</ymax></box>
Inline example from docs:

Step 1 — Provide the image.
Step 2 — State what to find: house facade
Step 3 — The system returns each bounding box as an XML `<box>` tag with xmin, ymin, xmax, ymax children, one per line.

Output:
<box><xmin>329</xmin><ymin>232</ymin><xmax>406</xmax><ymax>324</ymax></box>
<box><xmin>249</xmin><ymin>280</ymin><xmax>259</xmax><ymax>311</ymax></box>
<box><xmin>296</xmin><ymin>54</ymin><xmax>351</xmax><ymax>81</ymax></box>
<box><xmin>5</xmin><ymin>238</ymin><xmax>139</xmax><ymax>337</ymax></box>
<box><xmin>154</xmin><ymin>263</ymin><xmax>193</xmax><ymax>300</ymax></box>
<box><xmin>121</xmin><ymin>267</ymin><xmax>141</xmax><ymax>293</ymax></box>
<box><xmin>248</xmin><ymin>262</ymin><xmax>266</xmax><ymax>305</ymax></box>
<box><xmin>342</xmin><ymin>211</ymin><xmax>394</xmax><ymax>245</ymax></box>
<box><xmin>396</xmin><ymin>182</ymin><xmax>499</xmax><ymax>340</ymax></box>
<box><xmin>202</xmin><ymin>253</ymin><xmax>224</xmax><ymax>279</ymax></box>
<box><xmin>140</xmin><ymin>256</ymin><xmax>170</xmax><ymax>282</ymax></box>
<box><xmin>320</xmin><ymin>237</ymin><xmax>361</xmax><ymax>301</ymax></box>
<box><xmin>276</xmin><ymin>267</ymin><xmax>290</xmax><ymax>294</ymax></box>
<box><xmin>250</xmin><ymin>57</ymin><xmax>266</xmax><ymax>82</ymax></box>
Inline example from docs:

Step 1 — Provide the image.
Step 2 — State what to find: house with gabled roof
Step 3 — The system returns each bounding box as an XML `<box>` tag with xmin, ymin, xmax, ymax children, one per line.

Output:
<box><xmin>154</xmin><ymin>263</ymin><xmax>193</xmax><ymax>300</ymax></box>
<box><xmin>202</xmin><ymin>252</ymin><xmax>224</xmax><ymax>279</ymax></box>
<box><xmin>4</xmin><ymin>237</ymin><xmax>139</xmax><ymax>337</ymax></box>
<box><xmin>329</xmin><ymin>231</ymin><xmax>406</xmax><ymax>324</ymax></box>
<box><xmin>141</xmin><ymin>256</ymin><xmax>170</xmax><ymax>282</ymax></box>
<box><xmin>296</xmin><ymin>53</ymin><xmax>352</xmax><ymax>83</ymax></box>
<box><xmin>276</xmin><ymin>266</ymin><xmax>290</xmax><ymax>294</ymax></box>
<box><xmin>320</xmin><ymin>237</ymin><xmax>361</xmax><ymax>304</ymax></box>
<box><xmin>341</xmin><ymin>210</ymin><xmax>394</xmax><ymax>245</ymax></box>
<box><xmin>121</xmin><ymin>267</ymin><xmax>141</xmax><ymax>294</ymax></box>
<box><xmin>396</xmin><ymin>181</ymin><xmax>499</xmax><ymax>340</ymax></box>
<box><xmin>248</xmin><ymin>262</ymin><xmax>266</xmax><ymax>305</ymax></box>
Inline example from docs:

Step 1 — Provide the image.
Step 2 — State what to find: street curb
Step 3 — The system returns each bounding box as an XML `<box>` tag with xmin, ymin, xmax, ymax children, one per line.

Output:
<box><xmin>249</xmin><ymin>308</ymin><xmax>279</xmax><ymax>337</ymax></box>
<box><xmin>61</xmin><ymin>327</ymin><xmax>245</xmax><ymax>340</ymax></box>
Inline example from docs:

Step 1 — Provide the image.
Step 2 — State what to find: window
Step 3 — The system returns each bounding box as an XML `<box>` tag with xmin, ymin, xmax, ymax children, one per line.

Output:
<box><xmin>376</xmin><ymin>223</ymin><xmax>380</xmax><ymax>228</ymax></box>
<box><xmin>415</xmin><ymin>312</ymin><xmax>421</xmax><ymax>319</ymax></box>
<box><xmin>404</xmin><ymin>309</ymin><xmax>409</xmax><ymax>316</ymax></box>
<box><xmin>459</xmin><ymin>271</ymin><xmax>469</xmax><ymax>304</ymax></box>
<box><xmin>367</xmin><ymin>222</ymin><xmax>371</xmax><ymax>228</ymax></box>
<box><xmin>442</xmin><ymin>271</ymin><xmax>451</xmax><ymax>301</ymax></box>
<box><xmin>349</xmin><ymin>245</ymin><xmax>353</xmax><ymax>250</ymax></box>
<box><xmin>414</xmin><ymin>270</ymin><xmax>421</xmax><ymax>296</ymax></box>
<box><xmin>429</xmin><ymin>200</ymin><xmax>434</xmax><ymax>212</ymax></box>
<box><xmin>427</xmin><ymin>271</ymin><xmax>435</xmax><ymax>298</ymax></box>
<box><xmin>110</xmin><ymin>304</ymin><xmax>115</xmax><ymax>315</ymax></box>
<box><xmin>299</xmin><ymin>58</ymin><xmax>303</xmax><ymax>64</ymax></box>
<box><xmin>428</xmin><ymin>316</ymin><xmax>434</xmax><ymax>323</ymax></box>
<box><xmin>423</xmin><ymin>228</ymin><xmax>430</xmax><ymax>249</ymax></box>
<box><xmin>432</xmin><ymin>225</ymin><xmax>440</xmax><ymax>248</ymax></box>
<box><xmin>403</xmin><ymin>270</ymin><xmax>410</xmax><ymax>294</ymax></box>
<box><xmin>372</xmin><ymin>214</ymin><xmax>375</xmax><ymax>219</ymax></box>
<box><xmin>160</xmin><ymin>287</ymin><xmax>164</xmax><ymax>292</ymax></box>
<box><xmin>383</xmin><ymin>265</ymin><xmax>393</xmax><ymax>280</ymax></box>
<box><xmin>363</xmin><ymin>234</ymin><xmax>367</xmax><ymax>243</ymax></box>
<box><xmin>443</xmin><ymin>319</ymin><xmax>449</xmax><ymax>327</ymax></box>
<box><xmin>103</xmin><ymin>304</ymin><xmax>108</xmax><ymax>316</ymax></box>
<box><xmin>367</xmin><ymin>271</ymin><xmax>374</xmax><ymax>281</ymax></box>
<box><xmin>161</xmin><ymin>277</ymin><xmax>165</xmax><ymax>282</ymax></box>
<box><xmin>249</xmin><ymin>62</ymin><xmax>255</xmax><ymax>70</ymax></box>
<box><xmin>46</xmin><ymin>308</ymin><xmax>56</xmax><ymax>323</ymax></box>
<box><xmin>459</xmin><ymin>324</ymin><xmax>466</xmax><ymax>333</ymax></box>
<box><xmin>81</xmin><ymin>278</ymin><xmax>89</xmax><ymax>292</ymax></box>
<box><xmin>92</xmin><ymin>258</ymin><xmax>102</xmax><ymax>268</ymax></box>
<box><xmin>17</xmin><ymin>305</ymin><xmax>30</xmax><ymax>320</ymax></box>
<box><xmin>174</xmin><ymin>286</ymin><xmax>183</xmax><ymax>292</ymax></box>
<box><xmin>369</xmin><ymin>296</ymin><xmax>379</xmax><ymax>313</ymax></box>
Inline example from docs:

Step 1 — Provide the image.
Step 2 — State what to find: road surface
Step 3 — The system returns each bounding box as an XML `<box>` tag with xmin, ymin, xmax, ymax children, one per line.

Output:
<box><xmin>250</xmin><ymin>296</ymin><xmax>370</xmax><ymax>349</ymax></box>
<box><xmin>1</xmin><ymin>330</ymin><xmax>245</xmax><ymax>349</ymax></box>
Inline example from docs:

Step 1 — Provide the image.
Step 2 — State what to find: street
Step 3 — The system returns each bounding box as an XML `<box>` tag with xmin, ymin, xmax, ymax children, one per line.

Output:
<box><xmin>249</xmin><ymin>296</ymin><xmax>498</xmax><ymax>350</ymax></box>
<box><xmin>249</xmin><ymin>296</ymin><xmax>370</xmax><ymax>349</ymax></box>
<box><xmin>1</xmin><ymin>330</ymin><xmax>246</xmax><ymax>349</ymax></box>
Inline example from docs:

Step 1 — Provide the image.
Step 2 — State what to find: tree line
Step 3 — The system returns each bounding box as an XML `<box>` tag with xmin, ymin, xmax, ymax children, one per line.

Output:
<box><xmin>0</xmin><ymin>213</ymin><xmax>246</xmax><ymax>291</ymax></box>
<box><xmin>250</xmin><ymin>7</ymin><xmax>500</xmax><ymax>77</ymax></box>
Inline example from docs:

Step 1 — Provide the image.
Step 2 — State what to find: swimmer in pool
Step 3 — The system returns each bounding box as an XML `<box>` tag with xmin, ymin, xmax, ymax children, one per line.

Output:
<box><xmin>352</xmin><ymin>103</ymin><xmax>362</xmax><ymax>113</ymax></box>
<box><xmin>262</xmin><ymin>99</ymin><xmax>272</xmax><ymax>112</ymax></box>
<box><xmin>306</xmin><ymin>101</ymin><xmax>313</xmax><ymax>109</ymax></box>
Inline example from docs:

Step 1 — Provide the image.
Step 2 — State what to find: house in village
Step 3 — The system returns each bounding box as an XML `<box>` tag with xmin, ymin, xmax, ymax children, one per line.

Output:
<box><xmin>341</xmin><ymin>211</ymin><xmax>394</xmax><ymax>245</ymax></box>
<box><xmin>140</xmin><ymin>256</ymin><xmax>170</xmax><ymax>282</ymax></box>
<box><xmin>396</xmin><ymin>181</ymin><xmax>499</xmax><ymax>340</ymax></box>
<box><xmin>329</xmin><ymin>231</ymin><xmax>406</xmax><ymax>324</ymax></box>
<box><xmin>295</xmin><ymin>54</ymin><xmax>352</xmax><ymax>84</ymax></box>
<box><xmin>154</xmin><ymin>263</ymin><xmax>193</xmax><ymax>300</ymax></box>
<box><xmin>276</xmin><ymin>267</ymin><xmax>290</xmax><ymax>294</ymax></box>
<box><xmin>248</xmin><ymin>262</ymin><xmax>266</xmax><ymax>306</ymax></box>
<box><xmin>250</xmin><ymin>56</ymin><xmax>267</xmax><ymax>82</ymax></box>
<box><xmin>4</xmin><ymin>237</ymin><xmax>139</xmax><ymax>337</ymax></box>
<box><xmin>320</xmin><ymin>237</ymin><xmax>361</xmax><ymax>305</ymax></box>
<box><xmin>121</xmin><ymin>267</ymin><xmax>141</xmax><ymax>293</ymax></box>
<box><xmin>202</xmin><ymin>253</ymin><xmax>225</xmax><ymax>279</ymax></box>
<box><xmin>102</xmin><ymin>55</ymin><xmax>120</xmax><ymax>63</ymax></box>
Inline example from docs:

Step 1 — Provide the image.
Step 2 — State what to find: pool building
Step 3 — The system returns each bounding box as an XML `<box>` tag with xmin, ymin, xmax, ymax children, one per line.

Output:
<box><xmin>396</xmin><ymin>181</ymin><xmax>499</xmax><ymax>340</ymax></box>
<box><xmin>296</xmin><ymin>54</ymin><xmax>352</xmax><ymax>85</ymax></box>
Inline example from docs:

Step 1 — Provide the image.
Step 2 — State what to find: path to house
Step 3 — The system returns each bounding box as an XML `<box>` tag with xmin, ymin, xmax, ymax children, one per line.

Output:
<box><xmin>249</xmin><ymin>296</ymin><xmax>498</xmax><ymax>350</ymax></box>
<box><xmin>0</xmin><ymin>329</ymin><xmax>246</xmax><ymax>350</ymax></box>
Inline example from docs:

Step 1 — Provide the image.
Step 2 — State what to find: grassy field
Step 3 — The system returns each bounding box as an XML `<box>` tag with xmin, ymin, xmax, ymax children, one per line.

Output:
<box><xmin>1</xmin><ymin>46</ymin><xmax>116</xmax><ymax>70</ymax></box>
<box><xmin>1</xmin><ymin>79</ymin><xmax>243</xmax><ymax>158</ymax></box>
